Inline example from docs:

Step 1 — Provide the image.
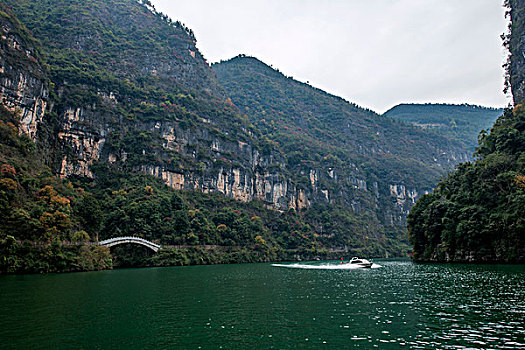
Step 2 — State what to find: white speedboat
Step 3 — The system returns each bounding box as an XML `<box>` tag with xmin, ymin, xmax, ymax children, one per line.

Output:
<box><xmin>348</xmin><ymin>257</ymin><xmax>373</xmax><ymax>268</ymax></box>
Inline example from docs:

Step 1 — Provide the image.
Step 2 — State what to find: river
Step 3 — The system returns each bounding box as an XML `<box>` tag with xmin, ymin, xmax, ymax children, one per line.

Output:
<box><xmin>1</xmin><ymin>259</ymin><xmax>524</xmax><ymax>349</ymax></box>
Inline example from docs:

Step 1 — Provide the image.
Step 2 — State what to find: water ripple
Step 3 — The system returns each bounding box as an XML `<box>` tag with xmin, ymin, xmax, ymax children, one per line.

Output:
<box><xmin>0</xmin><ymin>260</ymin><xmax>523</xmax><ymax>349</ymax></box>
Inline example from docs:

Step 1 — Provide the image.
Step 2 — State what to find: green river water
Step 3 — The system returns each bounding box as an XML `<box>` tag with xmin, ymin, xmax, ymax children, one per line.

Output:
<box><xmin>1</xmin><ymin>259</ymin><xmax>524</xmax><ymax>349</ymax></box>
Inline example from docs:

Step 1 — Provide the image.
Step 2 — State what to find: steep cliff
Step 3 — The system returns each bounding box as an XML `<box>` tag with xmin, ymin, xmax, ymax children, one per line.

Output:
<box><xmin>0</xmin><ymin>4</ymin><xmax>48</xmax><ymax>140</ymax></box>
<box><xmin>2</xmin><ymin>0</ymin><xmax>467</xmax><ymax>226</ymax></box>
<box><xmin>0</xmin><ymin>0</ymin><xmax>488</xmax><ymax>269</ymax></box>
<box><xmin>214</xmin><ymin>56</ymin><xmax>470</xmax><ymax>228</ymax></box>
<box><xmin>2</xmin><ymin>0</ymin><xmax>294</xmax><ymax>206</ymax></box>
<box><xmin>508</xmin><ymin>0</ymin><xmax>525</xmax><ymax>104</ymax></box>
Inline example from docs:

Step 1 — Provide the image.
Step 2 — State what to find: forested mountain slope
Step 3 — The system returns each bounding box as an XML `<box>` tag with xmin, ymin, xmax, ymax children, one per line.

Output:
<box><xmin>408</xmin><ymin>105</ymin><xmax>525</xmax><ymax>262</ymax></box>
<box><xmin>384</xmin><ymin>104</ymin><xmax>502</xmax><ymax>151</ymax></box>
<box><xmin>408</xmin><ymin>0</ymin><xmax>525</xmax><ymax>263</ymax></box>
<box><xmin>0</xmin><ymin>0</ymin><xmax>410</xmax><ymax>272</ymax></box>
<box><xmin>0</xmin><ymin>0</ymin><xmax>307</xmax><ymax>273</ymax></box>
<box><xmin>214</xmin><ymin>56</ymin><xmax>469</xmax><ymax>226</ymax></box>
<box><xmin>0</xmin><ymin>0</ymin><xmax>484</xmax><ymax>273</ymax></box>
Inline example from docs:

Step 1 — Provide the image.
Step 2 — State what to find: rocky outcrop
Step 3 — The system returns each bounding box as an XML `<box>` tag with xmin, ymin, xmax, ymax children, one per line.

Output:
<box><xmin>58</xmin><ymin>108</ymin><xmax>106</xmax><ymax>178</ymax></box>
<box><xmin>509</xmin><ymin>0</ymin><xmax>525</xmax><ymax>104</ymax></box>
<box><xmin>55</xmin><ymin>94</ymin><xmax>431</xmax><ymax>220</ymax></box>
<box><xmin>0</xmin><ymin>0</ymin><xmax>457</xmax><ymax>235</ymax></box>
<box><xmin>0</xmin><ymin>11</ymin><xmax>48</xmax><ymax>140</ymax></box>
<box><xmin>389</xmin><ymin>184</ymin><xmax>421</xmax><ymax>208</ymax></box>
<box><xmin>141</xmin><ymin>164</ymin><xmax>306</xmax><ymax>210</ymax></box>
<box><xmin>129</xmin><ymin>118</ymin><xmax>307</xmax><ymax>210</ymax></box>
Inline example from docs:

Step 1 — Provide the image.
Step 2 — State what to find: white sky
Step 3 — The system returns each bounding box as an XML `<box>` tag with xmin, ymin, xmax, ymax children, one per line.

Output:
<box><xmin>150</xmin><ymin>0</ymin><xmax>511</xmax><ymax>114</ymax></box>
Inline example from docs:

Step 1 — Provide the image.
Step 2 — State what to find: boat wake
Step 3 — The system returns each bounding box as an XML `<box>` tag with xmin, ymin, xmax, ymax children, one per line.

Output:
<box><xmin>272</xmin><ymin>262</ymin><xmax>382</xmax><ymax>270</ymax></box>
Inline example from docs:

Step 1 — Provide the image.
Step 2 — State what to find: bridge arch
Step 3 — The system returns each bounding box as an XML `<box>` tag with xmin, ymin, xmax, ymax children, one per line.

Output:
<box><xmin>99</xmin><ymin>237</ymin><xmax>161</xmax><ymax>252</ymax></box>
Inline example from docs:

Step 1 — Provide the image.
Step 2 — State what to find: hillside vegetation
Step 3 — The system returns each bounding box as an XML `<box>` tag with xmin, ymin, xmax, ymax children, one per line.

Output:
<box><xmin>0</xmin><ymin>0</ymin><xmax>432</xmax><ymax>273</ymax></box>
<box><xmin>1</xmin><ymin>101</ymin><xmax>351</xmax><ymax>273</ymax></box>
<box><xmin>0</xmin><ymin>0</ymin><xmax>495</xmax><ymax>273</ymax></box>
<box><xmin>214</xmin><ymin>57</ymin><xmax>467</xmax><ymax>189</ymax></box>
<box><xmin>384</xmin><ymin>104</ymin><xmax>502</xmax><ymax>151</ymax></box>
<box><xmin>407</xmin><ymin>0</ymin><xmax>525</xmax><ymax>264</ymax></box>
<box><xmin>214</xmin><ymin>57</ymin><xmax>470</xmax><ymax>240</ymax></box>
<box><xmin>408</xmin><ymin>105</ymin><xmax>525</xmax><ymax>262</ymax></box>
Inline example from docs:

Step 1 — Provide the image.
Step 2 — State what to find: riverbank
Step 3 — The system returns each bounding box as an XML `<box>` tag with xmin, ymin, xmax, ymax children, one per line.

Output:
<box><xmin>0</xmin><ymin>237</ymin><xmax>400</xmax><ymax>274</ymax></box>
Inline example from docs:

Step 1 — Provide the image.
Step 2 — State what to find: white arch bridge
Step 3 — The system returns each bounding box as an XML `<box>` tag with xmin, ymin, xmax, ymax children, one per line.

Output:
<box><xmin>99</xmin><ymin>237</ymin><xmax>161</xmax><ymax>252</ymax></box>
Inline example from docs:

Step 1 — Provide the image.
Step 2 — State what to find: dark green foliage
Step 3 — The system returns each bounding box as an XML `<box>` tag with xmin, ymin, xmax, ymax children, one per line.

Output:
<box><xmin>149</xmin><ymin>246</ymin><xmax>276</xmax><ymax>266</ymax></box>
<box><xmin>384</xmin><ymin>103</ymin><xmax>503</xmax><ymax>151</ymax></box>
<box><xmin>75</xmin><ymin>195</ymin><xmax>102</xmax><ymax>236</ymax></box>
<box><xmin>214</xmin><ymin>56</ymin><xmax>465</xmax><ymax>189</ymax></box>
<box><xmin>0</xmin><ymin>0</ymin><xmax>435</xmax><ymax>273</ymax></box>
<box><xmin>0</xmin><ymin>2</ymin><xmax>44</xmax><ymax>78</ymax></box>
<box><xmin>212</xmin><ymin>56</ymin><xmax>470</xmax><ymax>257</ymax></box>
<box><xmin>3</xmin><ymin>0</ymin><xmax>266</xmax><ymax>173</ymax></box>
<box><xmin>0</xmin><ymin>105</ymin><xmax>113</xmax><ymax>273</ymax></box>
<box><xmin>408</xmin><ymin>105</ymin><xmax>525</xmax><ymax>262</ymax></box>
<box><xmin>0</xmin><ymin>239</ymin><xmax>113</xmax><ymax>274</ymax></box>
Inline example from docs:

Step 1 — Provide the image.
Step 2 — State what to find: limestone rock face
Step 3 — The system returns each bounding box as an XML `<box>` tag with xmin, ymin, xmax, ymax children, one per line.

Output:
<box><xmin>137</xmin><ymin>119</ymin><xmax>303</xmax><ymax>210</ymax></box>
<box><xmin>0</xmin><ymin>0</ymin><xmax>460</xmax><ymax>232</ymax></box>
<box><xmin>46</xmin><ymin>87</ymin><xmax>433</xmax><ymax>223</ymax></box>
<box><xmin>0</xmin><ymin>13</ymin><xmax>47</xmax><ymax>140</ymax></box>
<box><xmin>58</xmin><ymin>108</ymin><xmax>106</xmax><ymax>178</ymax></box>
<box><xmin>141</xmin><ymin>164</ymin><xmax>299</xmax><ymax>210</ymax></box>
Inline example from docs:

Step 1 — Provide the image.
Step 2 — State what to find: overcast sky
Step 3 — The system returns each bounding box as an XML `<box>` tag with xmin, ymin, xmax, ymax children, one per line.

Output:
<box><xmin>150</xmin><ymin>0</ymin><xmax>510</xmax><ymax>114</ymax></box>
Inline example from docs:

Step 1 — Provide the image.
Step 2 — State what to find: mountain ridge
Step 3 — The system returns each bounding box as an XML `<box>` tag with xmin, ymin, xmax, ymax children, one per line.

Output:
<box><xmin>213</xmin><ymin>55</ymin><xmax>472</xmax><ymax>235</ymax></box>
<box><xmin>0</xmin><ymin>0</ymin><xmax>504</xmax><ymax>272</ymax></box>
<box><xmin>383</xmin><ymin>103</ymin><xmax>503</xmax><ymax>151</ymax></box>
<box><xmin>214</xmin><ymin>55</ymin><xmax>469</xmax><ymax>179</ymax></box>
